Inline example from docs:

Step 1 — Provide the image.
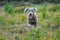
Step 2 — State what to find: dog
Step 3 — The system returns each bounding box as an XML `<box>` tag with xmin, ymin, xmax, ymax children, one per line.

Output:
<box><xmin>24</xmin><ymin>8</ymin><xmax>38</xmax><ymax>27</ymax></box>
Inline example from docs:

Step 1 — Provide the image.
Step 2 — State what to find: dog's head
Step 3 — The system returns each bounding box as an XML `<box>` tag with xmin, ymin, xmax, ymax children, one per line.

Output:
<box><xmin>24</xmin><ymin>8</ymin><xmax>37</xmax><ymax>16</ymax></box>
<box><xmin>24</xmin><ymin>8</ymin><xmax>37</xmax><ymax>12</ymax></box>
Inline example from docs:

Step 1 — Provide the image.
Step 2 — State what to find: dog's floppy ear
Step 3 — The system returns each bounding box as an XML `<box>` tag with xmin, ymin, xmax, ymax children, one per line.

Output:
<box><xmin>24</xmin><ymin>8</ymin><xmax>29</xmax><ymax>12</ymax></box>
<box><xmin>33</xmin><ymin>8</ymin><xmax>37</xmax><ymax>11</ymax></box>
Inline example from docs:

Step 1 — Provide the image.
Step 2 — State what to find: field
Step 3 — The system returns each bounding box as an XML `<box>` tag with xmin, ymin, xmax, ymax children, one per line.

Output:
<box><xmin>0</xmin><ymin>3</ymin><xmax>60</xmax><ymax>40</ymax></box>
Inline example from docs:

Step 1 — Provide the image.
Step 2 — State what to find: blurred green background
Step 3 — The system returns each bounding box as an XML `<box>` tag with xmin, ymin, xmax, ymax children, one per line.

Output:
<box><xmin>0</xmin><ymin>0</ymin><xmax>60</xmax><ymax>40</ymax></box>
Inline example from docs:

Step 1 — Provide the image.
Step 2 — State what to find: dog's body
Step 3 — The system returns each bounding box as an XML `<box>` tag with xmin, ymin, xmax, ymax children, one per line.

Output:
<box><xmin>24</xmin><ymin>8</ymin><xmax>38</xmax><ymax>27</ymax></box>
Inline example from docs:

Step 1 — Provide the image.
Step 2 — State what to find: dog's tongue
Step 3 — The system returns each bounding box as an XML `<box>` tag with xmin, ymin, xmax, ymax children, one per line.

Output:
<box><xmin>29</xmin><ymin>17</ymin><xmax>32</xmax><ymax>19</ymax></box>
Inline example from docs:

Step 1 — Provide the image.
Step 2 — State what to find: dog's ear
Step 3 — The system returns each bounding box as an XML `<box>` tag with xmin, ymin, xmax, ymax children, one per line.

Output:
<box><xmin>33</xmin><ymin>8</ymin><xmax>37</xmax><ymax>11</ymax></box>
<box><xmin>24</xmin><ymin>8</ymin><xmax>29</xmax><ymax>12</ymax></box>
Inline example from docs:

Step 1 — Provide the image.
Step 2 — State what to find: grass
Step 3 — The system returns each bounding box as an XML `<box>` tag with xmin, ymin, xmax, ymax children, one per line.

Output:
<box><xmin>0</xmin><ymin>3</ymin><xmax>60</xmax><ymax>40</ymax></box>
<box><xmin>4</xmin><ymin>4</ymin><xmax>15</xmax><ymax>14</ymax></box>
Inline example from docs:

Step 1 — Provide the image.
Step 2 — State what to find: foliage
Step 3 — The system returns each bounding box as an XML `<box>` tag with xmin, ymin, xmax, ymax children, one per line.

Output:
<box><xmin>0</xmin><ymin>3</ymin><xmax>60</xmax><ymax>40</ymax></box>
<box><xmin>4</xmin><ymin>4</ymin><xmax>15</xmax><ymax>14</ymax></box>
<box><xmin>0</xmin><ymin>37</ymin><xmax>3</xmax><ymax>40</ymax></box>
<box><xmin>49</xmin><ymin>4</ymin><xmax>60</xmax><ymax>12</ymax></box>
<box><xmin>28</xmin><ymin>0</ymin><xmax>60</xmax><ymax>4</ymax></box>
<box><xmin>55</xmin><ymin>29</ymin><xmax>60</xmax><ymax>40</ymax></box>
<box><xmin>0</xmin><ymin>36</ymin><xmax>3</xmax><ymax>40</ymax></box>
<box><xmin>52</xmin><ymin>29</ymin><xmax>60</xmax><ymax>40</ymax></box>
<box><xmin>27</xmin><ymin>27</ymin><xmax>48</xmax><ymax>40</ymax></box>
<box><xmin>15</xmin><ymin>6</ymin><xmax>25</xmax><ymax>13</ymax></box>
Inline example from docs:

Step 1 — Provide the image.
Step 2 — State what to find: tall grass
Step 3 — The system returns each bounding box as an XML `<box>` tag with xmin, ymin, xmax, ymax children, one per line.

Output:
<box><xmin>4</xmin><ymin>4</ymin><xmax>15</xmax><ymax>15</ymax></box>
<box><xmin>0</xmin><ymin>3</ymin><xmax>60</xmax><ymax>40</ymax></box>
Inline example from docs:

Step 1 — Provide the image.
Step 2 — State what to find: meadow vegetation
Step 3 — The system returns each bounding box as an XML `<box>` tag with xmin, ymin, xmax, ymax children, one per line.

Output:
<box><xmin>0</xmin><ymin>3</ymin><xmax>60</xmax><ymax>40</ymax></box>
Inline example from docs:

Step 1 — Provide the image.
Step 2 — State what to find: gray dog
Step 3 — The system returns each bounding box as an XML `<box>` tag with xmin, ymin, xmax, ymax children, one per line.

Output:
<box><xmin>24</xmin><ymin>8</ymin><xmax>38</xmax><ymax>27</ymax></box>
